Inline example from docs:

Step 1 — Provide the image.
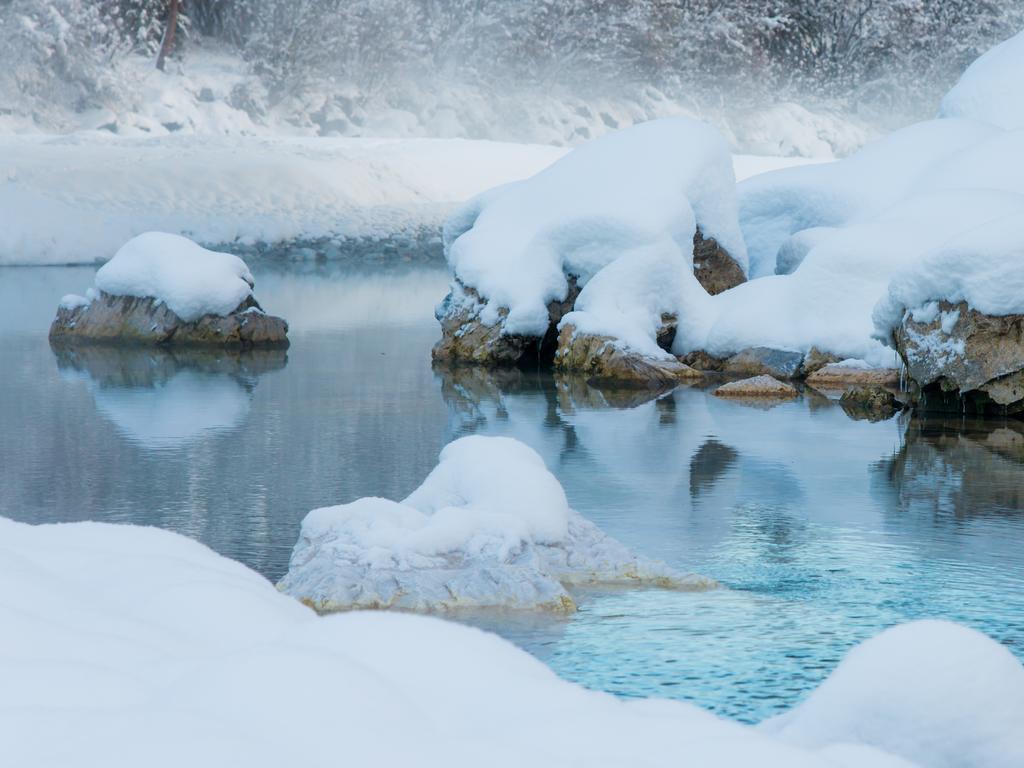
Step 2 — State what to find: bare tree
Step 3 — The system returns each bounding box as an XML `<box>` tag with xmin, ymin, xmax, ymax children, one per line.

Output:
<box><xmin>155</xmin><ymin>0</ymin><xmax>180</xmax><ymax>71</ymax></box>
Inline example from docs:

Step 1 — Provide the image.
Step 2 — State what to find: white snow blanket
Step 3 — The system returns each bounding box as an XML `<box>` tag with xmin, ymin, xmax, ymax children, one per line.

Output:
<box><xmin>279</xmin><ymin>436</ymin><xmax>706</xmax><ymax>611</ymax></box>
<box><xmin>0</xmin><ymin>134</ymin><xmax>565</xmax><ymax>265</ymax></box>
<box><xmin>444</xmin><ymin>117</ymin><xmax>746</xmax><ymax>338</ymax></box>
<box><xmin>2</xmin><ymin>514</ymin><xmax>1022</xmax><ymax>768</ymax></box>
<box><xmin>940</xmin><ymin>30</ymin><xmax>1024</xmax><ymax>130</ymax></box>
<box><xmin>70</xmin><ymin>232</ymin><xmax>255</xmax><ymax>321</ymax></box>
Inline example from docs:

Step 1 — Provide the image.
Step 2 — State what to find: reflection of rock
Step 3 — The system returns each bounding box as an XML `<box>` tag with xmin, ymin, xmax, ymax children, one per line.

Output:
<box><xmin>894</xmin><ymin>300</ymin><xmax>1024</xmax><ymax>415</ymax></box>
<box><xmin>714</xmin><ymin>375</ymin><xmax>798</xmax><ymax>400</ymax></box>
<box><xmin>689</xmin><ymin>439</ymin><xmax>739</xmax><ymax>498</ymax></box>
<box><xmin>722</xmin><ymin>347</ymin><xmax>805</xmax><ymax>379</ymax></box>
<box><xmin>50</xmin><ymin>292</ymin><xmax>289</xmax><ymax>348</ymax></box>
<box><xmin>554</xmin><ymin>323</ymin><xmax>702</xmax><ymax>388</ymax></box>
<box><xmin>882</xmin><ymin>417</ymin><xmax>1024</xmax><ymax>515</ymax></box>
<box><xmin>52</xmin><ymin>344</ymin><xmax>286</xmax><ymax>449</ymax></box>
<box><xmin>840</xmin><ymin>386</ymin><xmax>901</xmax><ymax>422</ymax></box>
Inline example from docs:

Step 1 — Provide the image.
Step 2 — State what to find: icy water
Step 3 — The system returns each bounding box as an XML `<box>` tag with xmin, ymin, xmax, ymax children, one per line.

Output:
<box><xmin>3</xmin><ymin>263</ymin><xmax>1024</xmax><ymax>723</ymax></box>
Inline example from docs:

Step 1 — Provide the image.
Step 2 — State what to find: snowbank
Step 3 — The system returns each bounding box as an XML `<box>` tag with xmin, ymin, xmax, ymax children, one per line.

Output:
<box><xmin>279</xmin><ymin>436</ymin><xmax>703</xmax><ymax>611</ymax></box>
<box><xmin>3</xmin><ymin>514</ymin><xmax>1022</xmax><ymax>768</ymax></box>
<box><xmin>445</xmin><ymin>117</ymin><xmax>745</xmax><ymax>338</ymax></box>
<box><xmin>873</xmin><ymin>212</ymin><xmax>1024</xmax><ymax>341</ymax></box>
<box><xmin>940</xmin><ymin>30</ymin><xmax>1024</xmax><ymax>130</ymax></box>
<box><xmin>0</xmin><ymin>134</ymin><xmax>565</xmax><ymax>265</ymax></box>
<box><xmin>82</xmin><ymin>233</ymin><xmax>255</xmax><ymax>321</ymax></box>
<box><xmin>736</xmin><ymin>118</ymin><xmax>997</xmax><ymax>278</ymax></box>
<box><xmin>766</xmin><ymin>620</ymin><xmax>1024</xmax><ymax>768</ymax></box>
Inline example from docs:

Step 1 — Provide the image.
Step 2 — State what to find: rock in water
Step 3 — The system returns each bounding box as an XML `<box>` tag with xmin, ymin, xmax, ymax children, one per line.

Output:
<box><xmin>806</xmin><ymin>363</ymin><xmax>900</xmax><ymax>389</ymax></box>
<box><xmin>554</xmin><ymin>324</ymin><xmax>702</xmax><ymax>388</ymax></box>
<box><xmin>714</xmin><ymin>375</ymin><xmax>798</xmax><ymax>399</ymax></box>
<box><xmin>278</xmin><ymin>436</ymin><xmax>714</xmax><ymax>612</ymax></box>
<box><xmin>50</xmin><ymin>292</ymin><xmax>288</xmax><ymax>347</ymax></box>
<box><xmin>894</xmin><ymin>300</ymin><xmax>1024</xmax><ymax>414</ymax></box>
<box><xmin>48</xmin><ymin>232</ymin><xmax>288</xmax><ymax>348</ymax></box>
<box><xmin>840</xmin><ymin>386</ymin><xmax>901</xmax><ymax>421</ymax></box>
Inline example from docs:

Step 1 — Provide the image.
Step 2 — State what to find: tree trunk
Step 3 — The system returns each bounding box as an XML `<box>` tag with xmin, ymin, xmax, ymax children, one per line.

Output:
<box><xmin>155</xmin><ymin>0</ymin><xmax>181</xmax><ymax>71</ymax></box>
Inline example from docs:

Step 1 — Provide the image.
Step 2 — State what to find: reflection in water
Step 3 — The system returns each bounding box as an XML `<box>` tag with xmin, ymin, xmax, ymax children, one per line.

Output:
<box><xmin>2</xmin><ymin>265</ymin><xmax>1024</xmax><ymax>723</ymax></box>
<box><xmin>52</xmin><ymin>345</ymin><xmax>288</xmax><ymax>450</ymax></box>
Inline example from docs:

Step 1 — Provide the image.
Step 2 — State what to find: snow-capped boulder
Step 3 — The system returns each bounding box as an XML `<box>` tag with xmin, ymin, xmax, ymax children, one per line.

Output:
<box><xmin>279</xmin><ymin>435</ymin><xmax>712</xmax><ymax>612</ymax></box>
<box><xmin>554</xmin><ymin>323</ymin><xmax>701</xmax><ymax>388</ymax></box>
<box><xmin>940</xmin><ymin>29</ymin><xmax>1024</xmax><ymax>130</ymax></box>
<box><xmin>434</xmin><ymin>118</ymin><xmax>747</xmax><ymax>367</ymax></box>
<box><xmin>49</xmin><ymin>232</ymin><xmax>288</xmax><ymax>347</ymax></box>
<box><xmin>874</xmin><ymin>213</ymin><xmax>1024</xmax><ymax>414</ymax></box>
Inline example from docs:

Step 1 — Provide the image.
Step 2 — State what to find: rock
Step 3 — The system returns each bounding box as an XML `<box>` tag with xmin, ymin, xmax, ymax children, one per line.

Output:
<box><xmin>554</xmin><ymin>324</ymin><xmax>702</xmax><ymax>388</ymax></box>
<box><xmin>839</xmin><ymin>386</ymin><xmax>901</xmax><ymax>421</ymax></box>
<box><xmin>692</xmin><ymin>228</ymin><xmax>746</xmax><ymax>295</ymax></box>
<box><xmin>678</xmin><ymin>349</ymin><xmax>727</xmax><ymax>371</ymax></box>
<box><xmin>49</xmin><ymin>292</ymin><xmax>288</xmax><ymax>348</ymax></box>
<box><xmin>802</xmin><ymin>347</ymin><xmax>843</xmax><ymax>376</ymax></box>
<box><xmin>723</xmin><ymin>347</ymin><xmax>805</xmax><ymax>379</ymax></box>
<box><xmin>432</xmin><ymin>278</ymin><xmax>581</xmax><ymax>367</ymax></box>
<box><xmin>894</xmin><ymin>300</ymin><xmax>1024</xmax><ymax>415</ymax></box>
<box><xmin>806</xmin><ymin>363</ymin><xmax>901</xmax><ymax>389</ymax></box>
<box><xmin>714</xmin><ymin>375</ymin><xmax>798</xmax><ymax>399</ymax></box>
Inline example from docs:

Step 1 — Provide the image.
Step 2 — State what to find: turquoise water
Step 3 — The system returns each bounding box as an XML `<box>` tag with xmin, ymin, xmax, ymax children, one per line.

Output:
<box><xmin>2</xmin><ymin>264</ymin><xmax>1023</xmax><ymax>723</ymax></box>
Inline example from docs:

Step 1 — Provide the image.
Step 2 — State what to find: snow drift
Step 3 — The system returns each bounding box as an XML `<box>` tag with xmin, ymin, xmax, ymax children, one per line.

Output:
<box><xmin>2</xmin><ymin>515</ymin><xmax>1022</xmax><ymax>768</ymax></box>
<box><xmin>940</xmin><ymin>29</ymin><xmax>1024</xmax><ymax>130</ymax></box>
<box><xmin>279</xmin><ymin>436</ymin><xmax>708</xmax><ymax>611</ymax></box>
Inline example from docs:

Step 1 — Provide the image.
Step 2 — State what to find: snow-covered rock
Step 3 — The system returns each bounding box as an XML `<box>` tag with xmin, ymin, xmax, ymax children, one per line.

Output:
<box><xmin>49</xmin><ymin>233</ymin><xmax>288</xmax><ymax>347</ymax></box>
<box><xmin>278</xmin><ymin>436</ymin><xmax>710</xmax><ymax>611</ymax></box>
<box><xmin>873</xmin><ymin>212</ymin><xmax>1024</xmax><ymax>413</ymax></box>
<box><xmin>434</xmin><ymin>118</ymin><xmax>747</xmax><ymax>367</ymax></box>
<box><xmin>940</xmin><ymin>30</ymin><xmax>1024</xmax><ymax>130</ymax></box>
<box><xmin>3</xmin><ymin>515</ymin><xmax>1022</xmax><ymax>768</ymax></box>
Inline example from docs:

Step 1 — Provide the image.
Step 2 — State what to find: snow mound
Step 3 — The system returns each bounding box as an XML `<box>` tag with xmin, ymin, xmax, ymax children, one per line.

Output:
<box><xmin>445</xmin><ymin>117</ymin><xmax>745</xmax><ymax>337</ymax></box>
<box><xmin>737</xmin><ymin>118</ymin><xmax>997</xmax><ymax>278</ymax></box>
<box><xmin>767</xmin><ymin>620</ymin><xmax>1024</xmax><ymax>768</ymax></box>
<box><xmin>3</xmin><ymin>516</ymin><xmax>1023</xmax><ymax>768</ymax></box>
<box><xmin>677</xmin><ymin>189</ymin><xmax>1024</xmax><ymax>365</ymax></box>
<box><xmin>89</xmin><ymin>233</ymin><xmax>255</xmax><ymax>321</ymax></box>
<box><xmin>940</xmin><ymin>30</ymin><xmax>1024</xmax><ymax>130</ymax></box>
<box><xmin>873</xmin><ymin>212</ymin><xmax>1024</xmax><ymax>341</ymax></box>
<box><xmin>279</xmin><ymin>436</ymin><xmax>703</xmax><ymax>611</ymax></box>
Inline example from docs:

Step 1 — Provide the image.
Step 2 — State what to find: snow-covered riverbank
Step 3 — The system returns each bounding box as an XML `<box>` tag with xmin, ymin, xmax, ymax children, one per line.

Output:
<box><xmin>0</xmin><ymin>133</ymin><xmax>816</xmax><ymax>265</ymax></box>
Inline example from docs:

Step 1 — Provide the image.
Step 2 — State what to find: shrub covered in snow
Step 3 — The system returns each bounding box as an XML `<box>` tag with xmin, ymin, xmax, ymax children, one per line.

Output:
<box><xmin>279</xmin><ymin>436</ymin><xmax>708</xmax><ymax>611</ymax></box>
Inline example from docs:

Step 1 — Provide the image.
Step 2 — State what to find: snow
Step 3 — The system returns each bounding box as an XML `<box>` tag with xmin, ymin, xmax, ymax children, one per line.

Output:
<box><xmin>766</xmin><ymin>620</ymin><xmax>1024</xmax><ymax>768</ymax></box>
<box><xmin>279</xmin><ymin>436</ymin><xmax>703</xmax><ymax>611</ymax></box>
<box><xmin>737</xmin><ymin>118</ymin><xmax>998</xmax><ymax>278</ymax></box>
<box><xmin>445</xmin><ymin>117</ymin><xmax>746</xmax><ymax>337</ymax></box>
<box><xmin>0</xmin><ymin>133</ymin><xmax>565</xmax><ymax>265</ymax></box>
<box><xmin>873</xmin><ymin>212</ymin><xmax>1024</xmax><ymax>342</ymax></box>
<box><xmin>3</xmin><ymin>514</ymin><xmax>1022</xmax><ymax>768</ymax></box>
<box><xmin>940</xmin><ymin>30</ymin><xmax>1024</xmax><ymax>130</ymax></box>
<box><xmin>89</xmin><ymin>232</ymin><xmax>255</xmax><ymax>321</ymax></box>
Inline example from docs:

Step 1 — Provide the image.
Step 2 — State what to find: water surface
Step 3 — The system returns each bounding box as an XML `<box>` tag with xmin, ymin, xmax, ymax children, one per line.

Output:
<box><xmin>2</xmin><ymin>263</ymin><xmax>1023</xmax><ymax>722</ymax></box>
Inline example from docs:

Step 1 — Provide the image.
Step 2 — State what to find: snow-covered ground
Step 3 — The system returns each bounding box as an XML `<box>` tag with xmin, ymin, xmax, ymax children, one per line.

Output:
<box><xmin>2</xmin><ymin>513</ymin><xmax>1022</xmax><ymax>768</ymax></box>
<box><xmin>0</xmin><ymin>131</ymin><xmax>816</xmax><ymax>266</ymax></box>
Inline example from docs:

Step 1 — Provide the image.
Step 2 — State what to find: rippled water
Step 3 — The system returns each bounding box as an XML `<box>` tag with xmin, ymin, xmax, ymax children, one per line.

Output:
<box><xmin>2</xmin><ymin>263</ymin><xmax>1023</xmax><ymax>722</ymax></box>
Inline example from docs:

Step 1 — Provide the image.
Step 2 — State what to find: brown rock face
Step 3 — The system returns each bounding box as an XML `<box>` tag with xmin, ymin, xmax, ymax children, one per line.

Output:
<box><xmin>49</xmin><ymin>292</ymin><xmax>288</xmax><ymax>348</ymax></box>
<box><xmin>839</xmin><ymin>386</ymin><xmax>901</xmax><ymax>422</ymax></box>
<box><xmin>692</xmin><ymin>229</ymin><xmax>746</xmax><ymax>295</ymax></box>
<box><xmin>802</xmin><ymin>347</ymin><xmax>842</xmax><ymax>376</ymax></box>
<box><xmin>554</xmin><ymin>324</ymin><xmax>702</xmax><ymax>388</ymax></box>
<box><xmin>713</xmin><ymin>375</ymin><xmax>798</xmax><ymax>399</ymax></box>
<box><xmin>894</xmin><ymin>300</ymin><xmax>1024</xmax><ymax>415</ymax></box>
<box><xmin>432</xmin><ymin>278</ymin><xmax>582</xmax><ymax>368</ymax></box>
<box><xmin>722</xmin><ymin>347</ymin><xmax>805</xmax><ymax>379</ymax></box>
